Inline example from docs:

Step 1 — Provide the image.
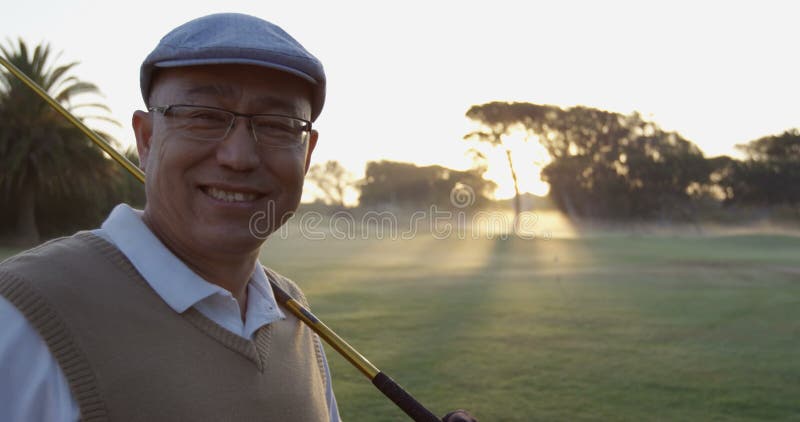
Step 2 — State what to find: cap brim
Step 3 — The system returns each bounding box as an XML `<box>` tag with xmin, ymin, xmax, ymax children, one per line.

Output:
<box><xmin>154</xmin><ymin>58</ymin><xmax>320</xmax><ymax>86</ymax></box>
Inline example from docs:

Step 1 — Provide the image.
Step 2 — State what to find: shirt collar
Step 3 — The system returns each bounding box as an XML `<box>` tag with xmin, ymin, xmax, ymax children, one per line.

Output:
<box><xmin>98</xmin><ymin>204</ymin><xmax>283</xmax><ymax>319</ymax></box>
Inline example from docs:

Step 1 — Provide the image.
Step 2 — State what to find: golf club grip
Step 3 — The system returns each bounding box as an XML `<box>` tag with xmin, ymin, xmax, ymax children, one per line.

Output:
<box><xmin>372</xmin><ymin>372</ymin><xmax>441</xmax><ymax>422</ymax></box>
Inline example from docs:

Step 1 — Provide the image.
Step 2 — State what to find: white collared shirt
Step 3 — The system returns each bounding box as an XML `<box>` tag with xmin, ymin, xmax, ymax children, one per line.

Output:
<box><xmin>0</xmin><ymin>204</ymin><xmax>340</xmax><ymax>422</ymax></box>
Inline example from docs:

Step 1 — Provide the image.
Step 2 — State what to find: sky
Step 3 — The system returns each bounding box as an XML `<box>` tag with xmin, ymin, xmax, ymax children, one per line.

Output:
<box><xmin>3</xmin><ymin>0</ymin><xmax>798</xmax><ymax>199</ymax></box>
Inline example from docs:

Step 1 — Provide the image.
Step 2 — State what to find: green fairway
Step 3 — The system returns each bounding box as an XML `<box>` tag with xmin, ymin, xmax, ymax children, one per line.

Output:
<box><xmin>261</xmin><ymin>231</ymin><xmax>800</xmax><ymax>421</ymax></box>
<box><xmin>0</xmin><ymin>247</ymin><xmax>17</xmax><ymax>262</ymax></box>
<box><xmin>2</xmin><ymin>232</ymin><xmax>798</xmax><ymax>420</ymax></box>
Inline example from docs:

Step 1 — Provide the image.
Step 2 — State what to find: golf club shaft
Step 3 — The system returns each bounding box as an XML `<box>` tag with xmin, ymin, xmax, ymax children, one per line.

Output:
<box><xmin>0</xmin><ymin>56</ymin><xmax>440</xmax><ymax>422</ymax></box>
<box><xmin>270</xmin><ymin>282</ymin><xmax>440</xmax><ymax>422</ymax></box>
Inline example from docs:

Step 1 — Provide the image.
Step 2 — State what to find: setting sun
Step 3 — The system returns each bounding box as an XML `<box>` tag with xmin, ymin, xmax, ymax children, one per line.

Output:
<box><xmin>478</xmin><ymin>129</ymin><xmax>553</xmax><ymax>199</ymax></box>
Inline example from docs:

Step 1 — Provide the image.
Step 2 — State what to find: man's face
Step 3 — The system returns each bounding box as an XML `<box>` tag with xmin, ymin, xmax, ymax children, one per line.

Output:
<box><xmin>133</xmin><ymin>64</ymin><xmax>317</xmax><ymax>259</ymax></box>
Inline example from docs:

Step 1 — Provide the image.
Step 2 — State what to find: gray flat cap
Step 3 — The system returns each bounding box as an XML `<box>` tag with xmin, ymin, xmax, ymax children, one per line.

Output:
<box><xmin>140</xmin><ymin>13</ymin><xmax>326</xmax><ymax>121</ymax></box>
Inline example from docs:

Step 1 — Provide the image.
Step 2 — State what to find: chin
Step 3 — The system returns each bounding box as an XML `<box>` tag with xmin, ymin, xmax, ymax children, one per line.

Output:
<box><xmin>198</xmin><ymin>226</ymin><xmax>266</xmax><ymax>255</ymax></box>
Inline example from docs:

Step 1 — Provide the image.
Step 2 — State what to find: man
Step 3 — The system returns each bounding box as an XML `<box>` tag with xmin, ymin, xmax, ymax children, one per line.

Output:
<box><xmin>0</xmin><ymin>13</ymin><xmax>475</xmax><ymax>422</ymax></box>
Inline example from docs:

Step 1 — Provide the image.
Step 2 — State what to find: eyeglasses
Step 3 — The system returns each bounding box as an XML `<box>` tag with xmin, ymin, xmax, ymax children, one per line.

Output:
<box><xmin>148</xmin><ymin>104</ymin><xmax>312</xmax><ymax>149</ymax></box>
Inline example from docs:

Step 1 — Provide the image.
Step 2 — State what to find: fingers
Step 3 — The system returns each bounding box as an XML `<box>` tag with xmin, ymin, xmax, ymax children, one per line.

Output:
<box><xmin>442</xmin><ymin>409</ymin><xmax>478</xmax><ymax>422</ymax></box>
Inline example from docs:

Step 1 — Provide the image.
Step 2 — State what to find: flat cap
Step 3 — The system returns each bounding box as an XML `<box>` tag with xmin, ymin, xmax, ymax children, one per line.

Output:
<box><xmin>140</xmin><ymin>13</ymin><xmax>326</xmax><ymax>121</ymax></box>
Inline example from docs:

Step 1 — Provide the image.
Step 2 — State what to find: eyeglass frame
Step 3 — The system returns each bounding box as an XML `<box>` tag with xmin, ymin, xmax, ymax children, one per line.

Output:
<box><xmin>147</xmin><ymin>104</ymin><xmax>313</xmax><ymax>148</ymax></box>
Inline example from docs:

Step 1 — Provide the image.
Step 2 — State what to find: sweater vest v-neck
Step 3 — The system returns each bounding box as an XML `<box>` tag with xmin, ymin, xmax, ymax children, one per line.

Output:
<box><xmin>0</xmin><ymin>232</ymin><xmax>329</xmax><ymax>422</ymax></box>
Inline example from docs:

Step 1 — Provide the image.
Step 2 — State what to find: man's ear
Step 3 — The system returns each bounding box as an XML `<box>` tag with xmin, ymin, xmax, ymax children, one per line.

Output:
<box><xmin>132</xmin><ymin>110</ymin><xmax>153</xmax><ymax>172</ymax></box>
<box><xmin>303</xmin><ymin>129</ymin><xmax>319</xmax><ymax>174</ymax></box>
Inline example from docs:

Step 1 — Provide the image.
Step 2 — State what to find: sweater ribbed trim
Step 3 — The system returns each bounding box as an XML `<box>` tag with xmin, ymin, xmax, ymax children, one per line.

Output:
<box><xmin>263</xmin><ymin>266</ymin><xmax>329</xmax><ymax>390</ymax></box>
<box><xmin>182</xmin><ymin>307</ymin><xmax>275</xmax><ymax>371</ymax></box>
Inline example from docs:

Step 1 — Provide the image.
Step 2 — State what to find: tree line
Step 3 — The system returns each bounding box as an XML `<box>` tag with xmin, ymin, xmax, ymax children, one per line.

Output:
<box><xmin>307</xmin><ymin>160</ymin><xmax>497</xmax><ymax>211</ymax></box>
<box><xmin>465</xmin><ymin>102</ymin><xmax>800</xmax><ymax>221</ymax></box>
<box><xmin>312</xmin><ymin>102</ymin><xmax>799</xmax><ymax>224</ymax></box>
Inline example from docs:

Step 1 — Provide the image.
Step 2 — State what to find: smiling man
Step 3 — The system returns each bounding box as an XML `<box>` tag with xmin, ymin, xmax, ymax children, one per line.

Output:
<box><xmin>0</xmin><ymin>13</ymin><xmax>477</xmax><ymax>422</ymax></box>
<box><xmin>0</xmin><ymin>13</ymin><xmax>336</xmax><ymax>421</ymax></box>
<box><xmin>133</xmin><ymin>64</ymin><xmax>318</xmax><ymax>317</ymax></box>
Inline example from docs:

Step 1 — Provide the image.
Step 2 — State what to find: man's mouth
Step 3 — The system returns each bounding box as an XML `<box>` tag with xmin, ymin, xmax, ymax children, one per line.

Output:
<box><xmin>202</xmin><ymin>186</ymin><xmax>261</xmax><ymax>203</ymax></box>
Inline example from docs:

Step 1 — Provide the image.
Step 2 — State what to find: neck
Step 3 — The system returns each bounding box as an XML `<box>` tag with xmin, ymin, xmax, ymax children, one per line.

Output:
<box><xmin>184</xmin><ymin>253</ymin><xmax>257</xmax><ymax>302</ymax></box>
<box><xmin>187</xmin><ymin>255</ymin><xmax>255</xmax><ymax>321</ymax></box>
<box><xmin>142</xmin><ymin>214</ymin><xmax>259</xmax><ymax>318</ymax></box>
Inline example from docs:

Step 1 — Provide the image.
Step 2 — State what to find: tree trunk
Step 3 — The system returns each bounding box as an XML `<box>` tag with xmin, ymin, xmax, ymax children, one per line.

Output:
<box><xmin>14</xmin><ymin>182</ymin><xmax>40</xmax><ymax>246</ymax></box>
<box><xmin>559</xmin><ymin>190</ymin><xmax>579</xmax><ymax>221</ymax></box>
<box><xmin>506</xmin><ymin>148</ymin><xmax>521</xmax><ymax>228</ymax></box>
<box><xmin>335</xmin><ymin>184</ymin><xmax>345</xmax><ymax>209</ymax></box>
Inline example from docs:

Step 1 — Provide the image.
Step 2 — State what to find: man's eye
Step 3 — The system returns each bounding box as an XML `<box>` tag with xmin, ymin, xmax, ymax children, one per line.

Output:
<box><xmin>258</xmin><ymin>122</ymin><xmax>292</xmax><ymax>132</ymax></box>
<box><xmin>188</xmin><ymin>112</ymin><xmax>227</xmax><ymax>123</ymax></box>
<box><xmin>255</xmin><ymin>120</ymin><xmax>297</xmax><ymax>133</ymax></box>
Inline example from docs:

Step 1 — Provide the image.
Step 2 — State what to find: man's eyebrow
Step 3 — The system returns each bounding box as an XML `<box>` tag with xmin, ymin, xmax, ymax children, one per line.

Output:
<box><xmin>181</xmin><ymin>85</ymin><xmax>305</xmax><ymax>116</ymax></box>
<box><xmin>251</xmin><ymin>97</ymin><xmax>303</xmax><ymax>115</ymax></box>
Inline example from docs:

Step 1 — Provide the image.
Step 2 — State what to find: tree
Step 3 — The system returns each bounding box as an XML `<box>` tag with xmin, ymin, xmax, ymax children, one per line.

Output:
<box><xmin>359</xmin><ymin>160</ymin><xmax>496</xmax><ymax>210</ymax></box>
<box><xmin>464</xmin><ymin>108</ymin><xmax>527</xmax><ymax>221</ymax></box>
<box><xmin>466</xmin><ymin>102</ymin><xmax>711</xmax><ymax>220</ymax></box>
<box><xmin>0</xmin><ymin>39</ymin><xmax>120</xmax><ymax>245</ymax></box>
<box><xmin>736</xmin><ymin>128</ymin><xmax>800</xmax><ymax>162</ymax></box>
<box><xmin>718</xmin><ymin>129</ymin><xmax>800</xmax><ymax>208</ymax></box>
<box><xmin>306</xmin><ymin>160</ymin><xmax>354</xmax><ymax>207</ymax></box>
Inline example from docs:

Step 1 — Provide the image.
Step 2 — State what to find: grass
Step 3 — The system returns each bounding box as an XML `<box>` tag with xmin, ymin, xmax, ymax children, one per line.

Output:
<box><xmin>260</xmin><ymin>230</ymin><xmax>800</xmax><ymax>421</ymax></box>
<box><xmin>3</xmin><ymin>231</ymin><xmax>799</xmax><ymax>420</ymax></box>
<box><xmin>0</xmin><ymin>246</ymin><xmax>21</xmax><ymax>262</ymax></box>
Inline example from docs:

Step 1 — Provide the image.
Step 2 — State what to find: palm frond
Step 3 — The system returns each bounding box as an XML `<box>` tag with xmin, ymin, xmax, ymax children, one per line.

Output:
<box><xmin>44</xmin><ymin>61</ymin><xmax>80</xmax><ymax>91</ymax></box>
<box><xmin>55</xmin><ymin>81</ymin><xmax>101</xmax><ymax>103</ymax></box>
<box><xmin>71</xmin><ymin>102</ymin><xmax>112</xmax><ymax>112</ymax></box>
<box><xmin>79</xmin><ymin>114</ymin><xmax>121</xmax><ymax>127</ymax></box>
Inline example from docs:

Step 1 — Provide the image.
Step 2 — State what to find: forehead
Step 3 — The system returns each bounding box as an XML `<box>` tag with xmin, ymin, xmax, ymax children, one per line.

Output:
<box><xmin>150</xmin><ymin>64</ymin><xmax>313</xmax><ymax>116</ymax></box>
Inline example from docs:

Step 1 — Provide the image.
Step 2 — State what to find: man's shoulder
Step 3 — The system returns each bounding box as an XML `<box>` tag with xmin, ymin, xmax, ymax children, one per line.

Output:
<box><xmin>1</xmin><ymin>232</ymin><xmax>100</xmax><ymax>269</ymax></box>
<box><xmin>0</xmin><ymin>232</ymin><xmax>113</xmax><ymax>334</ymax></box>
<box><xmin>0</xmin><ymin>232</ymin><xmax>120</xmax><ymax>291</ymax></box>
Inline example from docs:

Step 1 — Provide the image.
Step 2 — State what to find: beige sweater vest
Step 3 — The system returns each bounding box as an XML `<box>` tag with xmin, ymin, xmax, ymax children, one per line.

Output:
<box><xmin>0</xmin><ymin>232</ymin><xmax>329</xmax><ymax>422</ymax></box>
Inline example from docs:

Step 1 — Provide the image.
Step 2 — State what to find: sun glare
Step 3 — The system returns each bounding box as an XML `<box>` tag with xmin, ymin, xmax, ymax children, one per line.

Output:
<box><xmin>480</xmin><ymin>129</ymin><xmax>552</xmax><ymax>200</ymax></box>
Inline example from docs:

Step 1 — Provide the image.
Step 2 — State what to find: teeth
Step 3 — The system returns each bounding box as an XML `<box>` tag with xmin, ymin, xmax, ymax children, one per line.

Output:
<box><xmin>206</xmin><ymin>187</ymin><xmax>258</xmax><ymax>202</ymax></box>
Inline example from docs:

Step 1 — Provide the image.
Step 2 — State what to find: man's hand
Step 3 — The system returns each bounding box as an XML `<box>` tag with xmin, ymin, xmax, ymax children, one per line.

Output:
<box><xmin>442</xmin><ymin>409</ymin><xmax>478</xmax><ymax>422</ymax></box>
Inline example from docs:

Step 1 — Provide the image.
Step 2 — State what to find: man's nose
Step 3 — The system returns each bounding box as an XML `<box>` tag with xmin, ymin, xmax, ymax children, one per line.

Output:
<box><xmin>215</xmin><ymin>117</ymin><xmax>260</xmax><ymax>171</ymax></box>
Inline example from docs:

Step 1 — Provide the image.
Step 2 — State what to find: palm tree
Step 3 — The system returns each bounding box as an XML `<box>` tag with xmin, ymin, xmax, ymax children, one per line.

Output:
<box><xmin>0</xmin><ymin>39</ymin><xmax>119</xmax><ymax>245</ymax></box>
